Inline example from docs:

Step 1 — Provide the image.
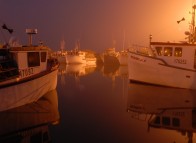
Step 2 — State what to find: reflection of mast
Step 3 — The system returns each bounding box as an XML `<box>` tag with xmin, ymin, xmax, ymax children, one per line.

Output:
<box><xmin>58</xmin><ymin>64</ymin><xmax>66</xmax><ymax>85</ymax></box>
<box><xmin>60</xmin><ymin>74</ymin><xmax>66</xmax><ymax>85</ymax></box>
<box><xmin>74</xmin><ymin>73</ymin><xmax>80</xmax><ymax>87</ymax></box>
<box><xmin>111</xmin><ymin>75</ymin><xmax>115</xmax><ymax>89</ymax></box>
<box><xmin>187</xmin><ymin>131</ymin><xmax>193</xmax><ymax>143</ymax></box>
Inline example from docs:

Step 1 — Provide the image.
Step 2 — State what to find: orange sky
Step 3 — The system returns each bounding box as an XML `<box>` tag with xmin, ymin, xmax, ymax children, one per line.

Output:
<box><xmin>0</xmin><ymin>0</ymin><xmax>195</xmax><ymax>52</ymax></box>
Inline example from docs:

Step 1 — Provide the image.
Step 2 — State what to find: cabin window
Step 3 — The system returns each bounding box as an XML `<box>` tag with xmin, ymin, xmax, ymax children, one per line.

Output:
<box><xmin>28</xmin><ymin>52</ymin><xmax>40</xmax><ymax>67</ymax></box>
<box><xmin>172</xmin><ymin>118</ymin><xmax>180</xmax><ymax>127</ymax></box>
<box><xmin>155</xmin><ymin>47</ymin><xmax>162</xmax><ymax>56</ymax></box>
<box><xmin>154</xmin><ymin>116</ymin><xmax>160</xmax><ymax>125</ymax></box>
<box><xmin>162</xmin><ymin>116</ymin><xmax>170</xmax><ymax>126</ymax></box>
<box><xmin>174</xmin><ymin>47</ymin><xmax>182</xmax><ymax>57</ymax></box>
<box><xmin>41</xmin><ymin>52</ymin><xmax>47</xmax><ymax>62</ymax></box>
<box><xmin>164</xmin><ymin>47</ymin><xmax>172</xmax><ymax>56</ymax></box>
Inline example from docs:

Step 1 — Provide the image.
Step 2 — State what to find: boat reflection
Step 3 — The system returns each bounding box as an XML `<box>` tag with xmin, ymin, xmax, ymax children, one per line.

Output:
<box><xmin>0</xmin><ymin>89</ymin><xmax>59</xmax><ymax>143</ymax></box>
<box><xmin>127</xmin><ymin>83</ymin><xmax>196</xmax><ymax>143</ymax></box>
<box><xmin>101</xmin><ymin>64</ymin><xmax>128</xmax><ymax>78</ymax></box>
<box><xmin>58</xmin><ymin>63</ymin><xmax>97</xmax><ymax>77</ymax></box>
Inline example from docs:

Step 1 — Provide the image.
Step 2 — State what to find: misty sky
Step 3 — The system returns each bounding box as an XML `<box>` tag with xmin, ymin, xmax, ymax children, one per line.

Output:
<box><xmin>0</xmin><ymin>0</ymin><xmax>194</xmax><ymax>52</ymax></box>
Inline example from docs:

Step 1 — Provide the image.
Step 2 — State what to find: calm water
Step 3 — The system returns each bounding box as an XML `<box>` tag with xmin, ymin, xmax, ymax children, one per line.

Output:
<box><xmin>1</xmin><ymin>63</ymin><xmax>196</xmax><ymax>143</ymax></box>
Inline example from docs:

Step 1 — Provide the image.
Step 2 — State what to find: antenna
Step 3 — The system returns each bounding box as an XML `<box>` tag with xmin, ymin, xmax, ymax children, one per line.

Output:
<box><xmin>192</xmin><ymin>5</ymin><xmax>196</xmax><ymax>43</ymax></box>
<box><xmin>26</xmin><ymin>29</ymin><xmax>37</xmax><ymax>46</ymax></box>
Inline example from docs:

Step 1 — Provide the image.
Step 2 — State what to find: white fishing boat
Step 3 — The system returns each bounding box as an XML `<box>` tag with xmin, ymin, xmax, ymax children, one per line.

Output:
<box><xmin>0</xmin><ymin>28</ymin><xmax>59</xmax><ymax>111</ymax></box>
<box><xmin>66</xmin><ymin>40</ymin><xmax>86</xmax><ymax>64</ymax></box>
<box><xmin>128</xmin><ymin>5</ymin><xmax>196</xmax><ymax>89</ymax></box>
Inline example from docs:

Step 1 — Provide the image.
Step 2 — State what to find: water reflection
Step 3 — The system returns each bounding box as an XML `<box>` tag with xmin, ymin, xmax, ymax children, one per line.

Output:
<box><xmin>58</xmin><ymin>63</ymin><xmax>97</xmax><ymax>77</ymax></box>
<box><xmin>0</xmin><ymin>90</ymin><xmax>59</xmax><ymax>143</ymax></box>
<box><xmin>58</xmin><ymin>62</ymin><xmax>128</xmax><ymax>80</ymax></box>
<box><xmin>128</xmin><ymin>83</ymin><xmax>196</xmax><ymax>143</ymax></box>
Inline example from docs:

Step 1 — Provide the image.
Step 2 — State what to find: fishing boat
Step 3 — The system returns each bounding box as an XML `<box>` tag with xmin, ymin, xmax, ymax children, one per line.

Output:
<box><xmin>128</xmin><ymin>5</ymin><xmax>196</xmax><ymax>89</ymax></box>
<box><xmin>101</xmin><ymin>47</ymin><xmax>119</xmax><ymax>66</ymax></box>
<box><xmin>66</xmin><ymin>40</ymin><xmax>86</xmax><ymax>64</ymax></box>
<box><xmin>0</xmin><ymin>28</ymin><xmax>59</xmax><ymax>111</ymax></box>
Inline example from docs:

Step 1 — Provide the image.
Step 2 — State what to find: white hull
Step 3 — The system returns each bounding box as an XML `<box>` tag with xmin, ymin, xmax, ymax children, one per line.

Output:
<box><xmin>128</xmin><ymin>52</ymin><xmax>196</xmax><ymax>89</ymax></box>
<box><xmin>0</xmin><ymin>69</ymin><xmax>58</xmax><ymax>112</ymax></box>
<box><xmin>66</xmin><ymin>55</ymin><xmax>86</xmax><ymax>64</ymax></box>
<box><xmin>86</xmin><ymin>58</ymin><xmax>96</xmax><ymax>66</ymax></box>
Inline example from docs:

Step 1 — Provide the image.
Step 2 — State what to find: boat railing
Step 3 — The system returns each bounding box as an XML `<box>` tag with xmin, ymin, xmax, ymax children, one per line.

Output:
<box><xmin>0</xmin><ymin>59</ymin><xmax>19</xmax><ymax>81</ymax></box>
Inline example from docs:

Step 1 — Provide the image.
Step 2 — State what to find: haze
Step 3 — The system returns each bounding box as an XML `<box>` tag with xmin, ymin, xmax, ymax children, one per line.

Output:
<box><xmin>0</xmin><ymin>0</ymin><xmax>194</xmax><ymax>52</ymax></box>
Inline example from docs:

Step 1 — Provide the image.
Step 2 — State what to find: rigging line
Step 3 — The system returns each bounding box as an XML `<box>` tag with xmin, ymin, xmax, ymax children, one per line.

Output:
<box><xmin>0</xmin><ymin>20</ymin><xmax>14</xmax><ymax>44</ymax></box>
<box><xmin>0</xmin><ymin>20</ymin><xmax>7</xmax><ymax>43</ymax></box>
<box><xmin>0</xmin><ymin>29</ymin><xmax>8</xmax><ymax>44</ymax></box>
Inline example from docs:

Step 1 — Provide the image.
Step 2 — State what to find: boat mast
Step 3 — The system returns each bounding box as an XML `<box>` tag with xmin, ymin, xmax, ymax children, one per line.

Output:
<box><xmin>122</xmin><ymin>30</ymin><xmax>125</xmax><ymax>51</ymax></box>
<box><xmin>60</xmin><ymin>38</ymin><xmax>65</xmax><ymax>52</ymax></box>
<box><xmin>191</xmin><ymin>5</ymin><xmax>196</xmax><ymax>43</ymax></box>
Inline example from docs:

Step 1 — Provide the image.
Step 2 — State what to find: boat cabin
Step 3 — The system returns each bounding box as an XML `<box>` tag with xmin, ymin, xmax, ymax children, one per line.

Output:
<box><xmin>150</xmin><ymin>42</ymin><xmax>196</xmax><ymax>70</ymax></box>
<box><xmin>9</xmin><ymin>46</ymin><xmax>49</xmax><ymax>79</ymax></box>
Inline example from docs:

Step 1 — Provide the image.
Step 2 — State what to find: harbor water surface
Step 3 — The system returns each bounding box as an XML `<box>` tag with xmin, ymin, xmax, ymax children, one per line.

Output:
<box><xmin>1</xmin><ymin>63</ymin><xmax>196</xmax><ymax>143</ymax></box>
<box><xmin>51</xmin><ymin>64</ymin><xmax>196</xmax><ymax>143</ymax></box>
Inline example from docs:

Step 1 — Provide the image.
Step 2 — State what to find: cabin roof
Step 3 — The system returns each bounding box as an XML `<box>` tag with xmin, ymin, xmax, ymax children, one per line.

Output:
<box><xmin>150</xmin><ymin>42</ymin><xmax>196</xmax><ymax>46</ymax></box>
<box><xmin>9</xmin><ymin>46</ymin><xmax>49</xmax><ymax>51</ymax></box>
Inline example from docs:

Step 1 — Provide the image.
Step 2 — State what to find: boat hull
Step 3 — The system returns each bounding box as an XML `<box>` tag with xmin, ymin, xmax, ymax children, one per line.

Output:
<box><xmin>86</xmin><ymin>58</ymin><xmax>97</xmax><ymax>66</ymax></box>
<box><xmin>0</xmin><ymin>69</ymin><xmax>58</xmax><ymax>112</ymax></box>
<box><xmin>128</xmin><ymin>52</ymin><xmax>196</xmax><ymax>89</ymax></box>
<box><xmin>103</xmin><ymin>54</ymin><xmax>120</xmax><ymax>66</ymax></box>
<box><xmin>66</xmin><ymin>55</ymin><xmax>86</xmax><ymax>64</ymax></box>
